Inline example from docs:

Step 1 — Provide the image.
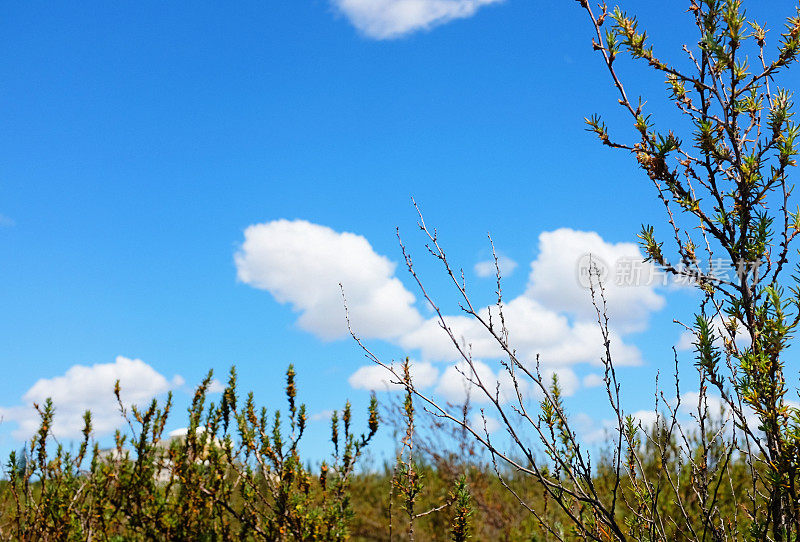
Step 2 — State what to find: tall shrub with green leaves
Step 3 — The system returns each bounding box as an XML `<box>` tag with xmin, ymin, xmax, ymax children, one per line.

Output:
<box><xmin>580</xmin><ymin>0</ymin><xmax>800</xmax><ymax>538</ymax></box>
<box><xmin>349</xmin><ymin>2</ymin><xmax>800</xmax><ymax>540</ymax></box>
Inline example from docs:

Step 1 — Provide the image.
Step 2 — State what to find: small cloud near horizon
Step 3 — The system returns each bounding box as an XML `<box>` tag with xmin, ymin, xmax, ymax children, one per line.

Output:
<box><xmin>0</xmin><ymin>356</ymin><xmax>182</xmax><ymax>440</ymax></box>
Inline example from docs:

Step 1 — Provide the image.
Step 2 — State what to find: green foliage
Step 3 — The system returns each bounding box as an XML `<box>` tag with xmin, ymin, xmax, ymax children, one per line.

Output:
<box><xmin>574</xmin><ymin>0</ymin><xmax>800</xmax><ymax>539</ymax></box>
<box><xmin>0</xmin><ymin>366</ymin><xmax>378</xmax><ymax>541</ymax></box>
<box><xmin>448</xmin><ymin>475</ymin><xmax>472</xmax><ymax>542</ymax></box>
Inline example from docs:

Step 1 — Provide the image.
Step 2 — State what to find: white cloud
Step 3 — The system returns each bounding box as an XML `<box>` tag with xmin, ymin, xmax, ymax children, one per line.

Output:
<box><xmin>348</xmin><ymin>360</ymin><xmax>439</xmax><ymax>391</ymax></box>
<box><xmin>434</xmin><ymin>360</ymin><xmax>540</xmax><ymax>404</ymax></box>
<box><xmin>541</xmin><ymin>367</ymin><xmax>579</xmax><ymax>397</ymax></box>
<box><xmin>236</xmin><ymin>221</ymin><xmax>659</xmax><ymax>368</ymax></box>
<box><xmin>674</xmin><ymin>391</ymin><xmax>762</xmax><ymax>438</ymax></box>
<box><xmin>677</xmin><ymin>391</ymin><xmax>727</xmax><ymax>417</ymax></box>
<box><xmin>435</xmin><ymin>360</ymin><xmax>494</xmax><ymax>404</ymax></box>
<box><xmin>235</xmin><ymin>220</ymin><xmax>666</xmax><ymax>416</ymax></box>
<box><xmin>0</xmin><ymin>214</ymin><xmax>14</xmax><ymax>227</ymax></box>
<box><xmin>576</xmin><ymin>410</ymin><xmax>660</xmax><ymax>445</ymax></box>
<box><xmin>235</xmin><ymin>219</ymin><xmax>422</xmax><ymax>340</ymax></box>
<box><xmin>331</xmin><ymin>0</ymin><xmax>503</xmax><ymax>40</ymax></box>
<box><xmin>631</xmin><ymin>409</ymin><xmax>661</xmax><ymax>433</ymax></box>
<box><xmin>0</xmin><ymin>356</ymin><xmax>182</xmax><ymax>440</ymax></box>
<box><xmin>398</xmin><ymin>229</ymin><xmax>657</xmax><ymax>367</ymax></box>
<box><xmin>207</xmin><ymin>378</ymin><xmax>225</xmax><ymax>393</ymax></box>
<box><xmin>675</xmin><ymin>332</ymin><xmax>694</xmax><ymax>352</ymax></box>
<box><xmin>582</xmin><ymin>373</ymin><xmax>604</xmax><ymax>388</ymax></box>
<box><xmin>469</xmin><ymin>411</ymin><xmax>500</xmax><ymax>434</ymax></box>
<box><xmin>474</xmin><ymin>255</ymin><xmax>517</xmax><ymax>278</ymax></box>
<box><xmin>400</xmin><ymin>297</ymin><xmax>643</xmax><ymax>367</ymax></box>
<box><xmin>169</xmin><ymin>426</ymin><xmax>212</xmax><ymax>438</ymax></box>
<box><xmin>574</xmin><ymin>412</ymin><xmax>614</xmax><ymax>444</ymax></box>
<box><xmin>311</xmin><ymin>409</ymin><xmax>335</xmax><ymax>421</ymax></box>
<box><xmin>526</xmin><ymin>229</ymin><xmax>665</xmax><ymax>333</ymax></box>
<box><xmin>576</xmin><ymin>389</ymin><xmax>758</xmax><ymax>448</ymax></box>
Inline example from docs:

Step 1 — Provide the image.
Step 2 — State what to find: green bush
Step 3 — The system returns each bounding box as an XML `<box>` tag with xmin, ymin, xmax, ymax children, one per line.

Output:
<box><xmin>0</xmin><ymin>366</ymin><xmax>377</xmax><ymax>541</ymax></box>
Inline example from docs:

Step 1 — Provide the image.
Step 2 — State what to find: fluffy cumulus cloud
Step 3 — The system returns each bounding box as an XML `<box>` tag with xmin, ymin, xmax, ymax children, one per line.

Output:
<box><xmin>574</xmin><ymin>409</ymin><xmax>659</xmax><ymax>445</ymax></box>
<box><xmin>677</xmin><ymin>391</ymin><xmax>728</xmax><ymax>418</ymax></box>
<box><xmin>574</xmin><ymin>412</ymin><xmax>613</xmax><ymax>444</ymax></box>
<box><xmin>331</xmin><ymin>0</ymin><xmax>504</xmax><ymax>40</ymax></box>
<box><xmin>434</xmin><ymin>360</ymin><xmax>545</xmax><ymax>404</ymax></box>
<box><xmin>0</xmin><ymin>356</ymin><xmax>182</xmax><ymax>440</ymax></box>
<box><xmin>349</xmin><ymin>360</ymin><xmax>439</xmax><ymax>391</ymax></box>
<box><xmin>399</xmin><ymin>297</ymin><xmax>642</xmax><ymax>367</ymax></box>
<box><xmin>526</xmin><ymin>229</ymin><xmax>665</xmax><ymax>332</ymax></box>
<box><xmin>235</xmin><ymin>220</ymin><xmax>422</xmax><ymax>340</ymax></box>
<box><xmin>398</xmin><ymin>229</ymin><xmax>658</xmax><ymax>367</ymax></box>
<box><xmin>238</xmin><ymin>219</ymin><xmax>668</xmax><ymax>406</ymax></box>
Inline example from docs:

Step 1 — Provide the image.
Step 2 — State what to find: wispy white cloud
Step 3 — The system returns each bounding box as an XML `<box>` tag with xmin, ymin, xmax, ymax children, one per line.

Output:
<box><xmin>331</xmin><ymin>0</ymin><xmax>504</xmax><ymax>40</ymax></box>
<box><xmin>0</xmin><ymin>214</ymin><xmax>15</xmax><ymax>227</ymax></box>
<box><xmin>0</xmin><ymin>356</ymin><xmax>182</xmax><ymax>440</ymax></box>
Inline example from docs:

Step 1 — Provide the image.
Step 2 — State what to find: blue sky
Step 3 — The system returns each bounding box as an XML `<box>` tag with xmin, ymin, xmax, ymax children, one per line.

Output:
<box><xmin>1</xmin><ymin>1</ymin><xmax>798</xmax><ymax>462</ymax></box>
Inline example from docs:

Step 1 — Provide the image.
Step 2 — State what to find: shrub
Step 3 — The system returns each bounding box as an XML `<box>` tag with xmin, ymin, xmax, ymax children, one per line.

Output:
<box><xmin>349</xmin><ymin>1</ymin><xmax>800</xmax><ymax>540</ymax></box>
<box><xmin>0</xmin><ymin>366</ymin><xmax>378</xmax><ymax>541</ymax></box>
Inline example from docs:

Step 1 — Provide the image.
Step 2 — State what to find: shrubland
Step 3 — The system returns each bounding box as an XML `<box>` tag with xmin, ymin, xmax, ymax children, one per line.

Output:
<box><xmin>5</xmin><ymin>1</ymin><xmax>800</xmax><ymax>540</ymax></box>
